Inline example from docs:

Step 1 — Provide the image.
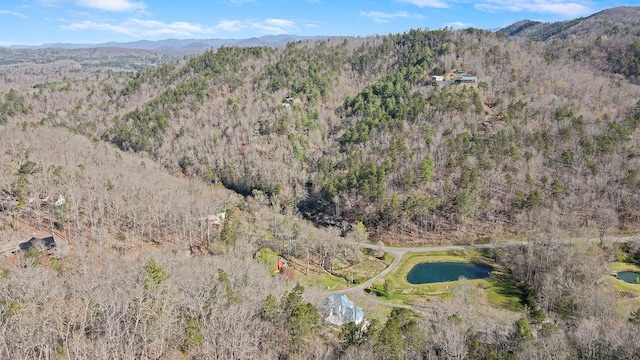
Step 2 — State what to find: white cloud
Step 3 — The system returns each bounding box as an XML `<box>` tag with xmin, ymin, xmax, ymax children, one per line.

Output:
<box><xmin>360</xmin><ymin>10</ymin><xmax>422</xmax><ymax>24</ymax></box>
<box><xmin>0</xmin><ymin>10</ymin><xmax>28</xmax><ymax>19</ymax></box>
<box><xmin>265</xmin><ymin>18</ymin><xmax>295</xmax><ymax>28</ymax></box>
<box><xmin>216</xmin><ymin>18</ymin><xmax>298</xmax><ymax>34</ymax></box>
<box><xmin>62</xmin><ymin>17</ymin><xmax>301</xmax><ymax>37</ymax></box>
<box><xmin>230</xmin><ymin>18</ymin><xmax>297</xmax><ymax>35</ymax></box>
<box><xmin>445</xmin><ymin>21</ymin><xmax>472</xmax><ymax>29</ymax></box>
<box><xmin>36</xmin><ymin>0</ymin><xmax>63</xmax><ymax>7</ymax></box>
<box><xmin>75</xmin><ymin>0</ymin><xmax>146</xmax><ymax>12</ymax></box>
<box><xmin>215</xmin><ymin>20</ymin><xmax>246</xmax><ymax>32</ymax></box>
<box><xmin>62</xmin><ymin>18</ymin><xmax>215</xmax><ymax>37</ymax></box>
<box><xmin>474</xmin><ymin>0</ymin><xmax>593</xmax><ymax>16</ymax></box>
<box><xmin>251</xmin><ymin>23</ymin><xmax>291</xmax><ymax>34</ymax></box>
<box><xmin>397</xmin><ymin>0</ymin><xmax>449</xmax><ymax>8</ymax></box>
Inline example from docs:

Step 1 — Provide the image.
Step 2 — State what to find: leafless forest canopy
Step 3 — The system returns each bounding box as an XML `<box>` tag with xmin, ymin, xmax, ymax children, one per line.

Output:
<box><xmin>1</xmin><ymin>6</ymin><xmax>640</xmax><ymax>359</ymax></box>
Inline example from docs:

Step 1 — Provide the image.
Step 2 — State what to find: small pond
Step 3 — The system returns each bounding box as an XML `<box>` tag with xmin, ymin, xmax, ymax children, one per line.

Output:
<box><xmin>617</xmin><ymin>271</ymin><xmax>640</xmax><ymax>284</ymax></box>
<box><xmin>407</xmin><ymin>262</ymin><xmax>492</xmax><ymax>284</ymax></box>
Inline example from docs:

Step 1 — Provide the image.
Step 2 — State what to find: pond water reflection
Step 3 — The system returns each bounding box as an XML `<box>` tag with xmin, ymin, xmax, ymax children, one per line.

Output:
<box><xmin>617</xmin><ymin>271</ymin><xmax>640</xmax><ymax>284</ymax></box>
<box><xmin>406</xmin><ymin>262</ymin><xmax>492</xmax><ymax>284</ymax></box>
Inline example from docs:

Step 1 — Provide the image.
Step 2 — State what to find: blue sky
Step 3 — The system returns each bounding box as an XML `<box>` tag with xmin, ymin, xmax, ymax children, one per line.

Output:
<box><xmin>0</xmin><ymin>0</ymin><xmax>638</xmax><ymax>46</ymax></box>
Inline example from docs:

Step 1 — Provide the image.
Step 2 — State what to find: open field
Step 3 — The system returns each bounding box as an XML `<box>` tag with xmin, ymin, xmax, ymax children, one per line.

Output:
<box><xmin>366</xmin><ymin>250</ymin><xmax>526</xmax><ymax>311</ymax></box>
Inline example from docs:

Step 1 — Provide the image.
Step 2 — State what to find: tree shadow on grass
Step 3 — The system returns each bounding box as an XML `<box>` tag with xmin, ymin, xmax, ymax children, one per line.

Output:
<box><xmin>365</xmin><ymin>287</ymin><xmax>386</xmax><ymax>297</ymax></box>
<box><xmin>488</xmin><ymin>270</ymin><xmax>529</xmax><ymax>311</ymax></box>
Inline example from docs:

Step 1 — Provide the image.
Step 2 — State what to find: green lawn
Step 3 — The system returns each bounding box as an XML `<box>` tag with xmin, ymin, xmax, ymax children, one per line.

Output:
<box><xmin>301</xmin><ymin>271</ymin><xmax>350</xmax><ymax>291</ymax></box>
<box><xmin>611</xmin><ymin>262</ymin><xmax>640</xmax><ymax>273</ymax></box>
<box><xmin>371</xmin><ymin>250</ymin><xmax>526</xmax><ymax>311</ymax></box>
<box><xmin>485</xmin><ymin>270</ymin><xmax>528</xmax><ymax>311</ymax></box>
<box><xmin>384</xmin><ymin>250</ymin><xmax>491</xmax><ymax>287</ymax></box>
<box><xmin>611</xmin><ymin>262</ymin><xmax>640</xmax><ymax>299</ymax></box>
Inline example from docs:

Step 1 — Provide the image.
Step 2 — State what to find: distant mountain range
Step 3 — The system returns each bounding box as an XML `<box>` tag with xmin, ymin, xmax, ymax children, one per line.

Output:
<box><xmin>5</xmin><ymin>34</ymin><xmax>335</xmax><ymax>51</ymax></box>
<box><xmin>3</xmin><ymin>6</ymin><xmax>639</xmax><ymax>51</ymax></box>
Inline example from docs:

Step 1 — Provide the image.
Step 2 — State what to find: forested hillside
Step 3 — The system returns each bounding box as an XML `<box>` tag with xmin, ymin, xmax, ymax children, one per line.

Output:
<box><xmin>6</xmin><ymin>10</ymin><xmax>639</xmax><ymax>243</ymax></box>
<box><xmin>499</xmin><ymin>6</ymin><xmax>640</xmax><ymax>83</ymax></box>
<box><xmin>1</xmin><ymin>6</ymin><xmax>640</xmax><ymax>359</ymax></box>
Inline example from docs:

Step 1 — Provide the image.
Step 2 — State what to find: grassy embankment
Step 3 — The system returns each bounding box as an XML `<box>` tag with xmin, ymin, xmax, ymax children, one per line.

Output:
<box><xmin>610</xmin><ymin>262</ymin><xmax>640</xmax><ymax>307</ymax></box>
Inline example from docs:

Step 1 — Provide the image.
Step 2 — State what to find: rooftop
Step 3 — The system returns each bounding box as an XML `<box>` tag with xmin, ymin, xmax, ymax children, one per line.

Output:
<box><xmin>319</xmin><ymin>293</ymin><xmax>364</xmax><ymax>327</ymax></box>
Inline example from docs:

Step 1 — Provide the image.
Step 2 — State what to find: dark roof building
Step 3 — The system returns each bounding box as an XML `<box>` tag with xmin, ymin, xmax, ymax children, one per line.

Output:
<box><xmin>19</xmin><ymin>236</ymin><xmax>56</xmax><ymax>251</ymax></box>
<box><xmin>456</xmin><ymin>76</ymin><xmax>478</xmax><ymax>84</ymax></box>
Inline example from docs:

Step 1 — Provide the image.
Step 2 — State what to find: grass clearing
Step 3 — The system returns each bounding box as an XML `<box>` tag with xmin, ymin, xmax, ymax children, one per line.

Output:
<box><xmin>291</xmin><ymin>249</ymin><xmax>394</xmax><ymax>291</ymax></box>
<box><xmin>359</xmin><ymin>302</ymin><xmax>394</xmax><ymax>324</ymax></box>
<box><xmin>607</xmin><ymin>277</ymin><xmax>640</xmax><ymax>315</ymax></box>
<box><xmin>371</xmin><ymin>250</ymin><xmax>526</xmax><ymax>311</ymax></box>
<box><xmin>610</xmin><ymin>262</ymin><xmax>640</xmax><ymax>300</ymax></box>
<box><xmin>384</xmin><ymin>250</ymin><xmax>492</xmax><ymax>287</ymax></box>
<box><xmin>613</xmin><ymin>278</ymin><xmax>640</xmax><ymax>295</ymax></box>
<box><xmin>299</xmin><ymin>270</ymin><xmax>349</xmax><ymax>291</ymax></box>
<box><xmin>486</xmin><ymin>270</ymin><xmax>527</xmax><ymax>311</ymax></box>
<box><xmin>611</xmin><ymin>262</ymin><xmax>640</xmax><ymax>273</ymax></box>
